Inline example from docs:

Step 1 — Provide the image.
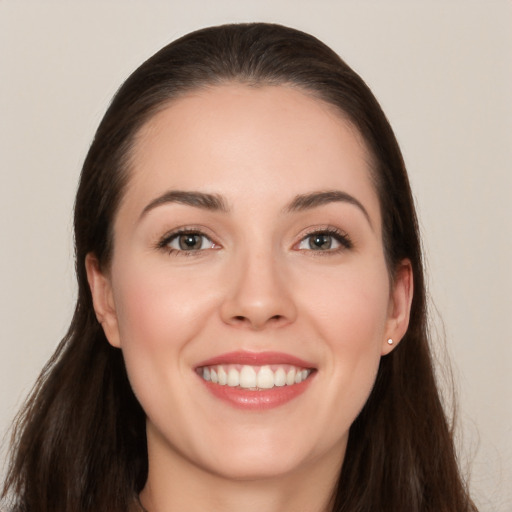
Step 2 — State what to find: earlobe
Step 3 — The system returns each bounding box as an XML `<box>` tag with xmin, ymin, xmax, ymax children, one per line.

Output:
<box><xmin>382</xmin><ymin>259</ymin><xmax>414</xmax><ymax>355</ymax></box>
<box><xmin>85</xmin><ymin>253</ymin><xmax>121</xmax><ymax>348</ymax></box>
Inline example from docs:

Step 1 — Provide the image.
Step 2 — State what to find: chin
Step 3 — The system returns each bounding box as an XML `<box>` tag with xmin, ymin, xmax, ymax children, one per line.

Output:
<box><xmin>202</xmin><ymin>451</ymin><xmax>310</xmax><ymax>482</ymax></box>
<box><xmin>197</xmin><ymin>429</ymin><xmax>342</xmax><ymax>483</ymax></box>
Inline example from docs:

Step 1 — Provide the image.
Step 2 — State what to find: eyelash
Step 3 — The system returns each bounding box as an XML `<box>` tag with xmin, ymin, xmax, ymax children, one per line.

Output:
<box><xmin>297</xmin><ymin>227</ymin><xmax>353</xmax><ymax>254</ymax></box>
<box><xmin>156</xmin><ymin>226</ymin><xmax>353</xmax><ymax>256</ymax></box>
<box><xmin>156</xmin><ymin>228</ymin><xmax>218</xmax><ymax>256</ymax></box>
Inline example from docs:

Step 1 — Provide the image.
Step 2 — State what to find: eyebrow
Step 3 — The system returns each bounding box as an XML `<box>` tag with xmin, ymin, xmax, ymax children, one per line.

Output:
<box><xmin>139</xmin><ymin>188</ymin><xmax>372</xmax><ymax>228</ymax></box>
<box><xmin>284</xmin><ymin>190</ymin><xmax>372</xmax><ymax>228</ymax></box>
<box><xmin>140</xmin><ymin>190</ymin><xmax>229</xmax><ymax>219</ymax></box>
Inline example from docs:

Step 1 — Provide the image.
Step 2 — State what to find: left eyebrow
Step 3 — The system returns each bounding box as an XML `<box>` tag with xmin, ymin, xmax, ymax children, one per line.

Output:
<box><xmin>139</xmin><ymin>190</ymin><xmax>229</xmax><ymax>221</ymax></box>
<box><xmin>283</xmin><ymin>190</ymin><xmax>373</xmax><ymax>229</ymax></box>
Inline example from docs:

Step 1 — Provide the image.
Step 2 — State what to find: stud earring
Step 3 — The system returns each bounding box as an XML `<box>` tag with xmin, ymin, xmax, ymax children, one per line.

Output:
<box><xmin>387</xmin><ymin>338</ymin><xmax>394</xmax><ymax>345</ymax></box>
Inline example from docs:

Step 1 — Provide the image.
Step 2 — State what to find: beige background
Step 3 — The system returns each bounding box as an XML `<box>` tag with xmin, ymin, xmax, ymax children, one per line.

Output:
<box><xmin>1</xmin><ymin>1</ymin><xmax>511</xmax><ymax>510</ymax></box>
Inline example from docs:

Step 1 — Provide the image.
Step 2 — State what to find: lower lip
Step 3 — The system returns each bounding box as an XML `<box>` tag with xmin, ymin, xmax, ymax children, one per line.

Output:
<box><xmin>199</xmin><ymin>374</ymin><xmax>314</xmax><ymax>410</ymax></box>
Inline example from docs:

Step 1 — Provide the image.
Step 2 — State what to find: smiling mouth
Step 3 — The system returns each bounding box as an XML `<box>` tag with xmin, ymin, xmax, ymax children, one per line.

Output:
<box><xmin>197</xmin><ymin>364</ymin><xmax>313</xmax><ymax>390</ymax></box>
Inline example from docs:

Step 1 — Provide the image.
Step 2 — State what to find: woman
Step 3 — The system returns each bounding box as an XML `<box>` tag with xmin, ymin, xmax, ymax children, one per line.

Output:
<box><xmin>2</xmin><ymin>23</ymin><xmax>477</xmax><ymax>512</ymax></box>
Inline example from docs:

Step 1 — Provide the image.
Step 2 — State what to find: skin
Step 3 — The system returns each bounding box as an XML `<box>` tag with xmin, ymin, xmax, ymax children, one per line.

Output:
<box><xmin>86</xmin><ymin>84</ymin><xmax>413</xmax><ymax>512</ymax></box>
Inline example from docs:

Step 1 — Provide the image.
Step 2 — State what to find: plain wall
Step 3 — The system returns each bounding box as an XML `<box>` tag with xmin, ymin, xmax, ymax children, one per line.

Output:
<box><xmin>1</xmin><ymin>1</ymin><xmax>510</xmax><ymax>510</ymax></box>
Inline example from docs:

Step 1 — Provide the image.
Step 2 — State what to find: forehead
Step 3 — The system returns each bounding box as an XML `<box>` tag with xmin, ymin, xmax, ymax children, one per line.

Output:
<box><xmin>123</xmin><ymin>84</ymin><xmax>379</xmax><ymax>223</ymax></box>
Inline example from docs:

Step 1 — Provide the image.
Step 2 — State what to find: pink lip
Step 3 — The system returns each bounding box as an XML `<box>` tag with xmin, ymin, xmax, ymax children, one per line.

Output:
<box><xmin>196</xmin><ymin>351</ymin><xmax>315</xmax><ymax>369</ymax></box>
<box><xmin>195</xmin><ymin>351</ymin><xmax>316</xmax><ymax>410</ymax></box>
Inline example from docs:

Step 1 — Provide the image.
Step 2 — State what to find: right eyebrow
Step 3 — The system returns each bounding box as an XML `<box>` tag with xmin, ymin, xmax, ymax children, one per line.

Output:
<box><xmin>139</xmin><ymin>190</ymin><xmax>229</xmax><ymax>220</ymax></box>
<box><xmin>284</xmin><ymin>190</ymin><xmax>373</xmax><ymax>230</ymax></box>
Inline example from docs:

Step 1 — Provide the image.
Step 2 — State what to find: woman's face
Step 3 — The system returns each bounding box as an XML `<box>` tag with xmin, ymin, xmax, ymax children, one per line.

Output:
<box><xmin>87</xmin><ymin>84</ymin><xmax>412</xmax><ymax>483</ymax></box>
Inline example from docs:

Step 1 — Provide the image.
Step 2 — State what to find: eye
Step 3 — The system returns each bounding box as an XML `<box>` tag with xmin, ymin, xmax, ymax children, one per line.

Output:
<box><xmin>297</xmin><ymin>229</ymin><xmax>352</xmax><ymax>252</ymax></box>
<box><xmin>159</xmin><ymin>230</ymin><xmax>218</xmax><ymax>254</ymax></box>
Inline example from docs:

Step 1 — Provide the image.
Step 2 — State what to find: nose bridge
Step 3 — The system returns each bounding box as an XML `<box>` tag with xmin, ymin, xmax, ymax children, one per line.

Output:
<box><xmin>221</xmin><ymin>240</ymin><xmax>296</xmax><ymax>329</ymax></box>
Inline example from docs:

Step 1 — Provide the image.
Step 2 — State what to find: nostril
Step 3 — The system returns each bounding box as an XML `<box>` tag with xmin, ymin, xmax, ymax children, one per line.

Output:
<box><xmin>230</xmin><ymin>314</ymin><xmax>284</xmax><ymax>328</ymax></box>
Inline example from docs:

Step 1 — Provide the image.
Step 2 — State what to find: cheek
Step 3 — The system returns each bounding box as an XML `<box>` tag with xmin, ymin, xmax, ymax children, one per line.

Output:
<box><xmin>113</xmin><ymin>259</ymin><xmax>215</xmax><ymax>345</ymax></box>
<box><xmin>293</xmin><ymin>259</ymin><xmax>389</xmax><ymax>426</ymax></box>
<box><xmin>109</xmin><ymin>260</ymin><xmax>219</xmax><ymax>402</ymax></box>
<box><xmin>297</xmin><ymin>258</ymin><xmax>391</xmax><ymax>347</ymax></box>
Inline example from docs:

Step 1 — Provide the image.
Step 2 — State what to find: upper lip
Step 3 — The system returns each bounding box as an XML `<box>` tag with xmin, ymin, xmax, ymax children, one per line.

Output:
<box><xmin>196</xmin><ymin>351</ymin><xmax>316</xmax><ymax>369</ymax></box>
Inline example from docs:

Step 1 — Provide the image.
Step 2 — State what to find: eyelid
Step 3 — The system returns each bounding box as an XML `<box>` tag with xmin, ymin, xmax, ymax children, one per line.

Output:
<box><xmin>156</xmin><ymin>225</ymin><xmax>221</xmax><ymax>254</ymax></box>
<box><xmin>154</xmin><ymin>224</ymin><xmax>352</xmax><ymax>255</ymax></box>
<box><xmin>293</xmin><ymin>226</ymin><xmax>353</xmax><ymax>252</ymax></box>
<box><xmin>168</xmin><ymin>233</ymin><xmax>215</xmax><ymax>250</ymax></box>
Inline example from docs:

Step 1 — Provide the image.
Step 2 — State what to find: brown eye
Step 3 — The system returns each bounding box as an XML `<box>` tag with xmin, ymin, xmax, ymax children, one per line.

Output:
<box><xmin>178</xmin><ymin>234</ymin><xmax>204</xmax><ymax>250</ymax></box>
<box><xmin>164</xmin><ymin>232</ymin><xmax>216</xmax><ymax>252</ymax></box>
<box><xmin>308</xmin><ymin>233</ymin><xmax>333</xmax><ymax>250</ymax></box>
<box><xmin>298</xmin><ymin>233</ymin><xmax>340</xmax><ymax>251</ymax></box>
<box><xmin>296</xmin><ymin>229</ymin><xmax>352</xmax><ymax>252</ymax></box>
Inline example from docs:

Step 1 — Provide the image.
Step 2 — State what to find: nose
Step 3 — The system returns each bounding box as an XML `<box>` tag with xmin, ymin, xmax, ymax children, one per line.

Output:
<box><xmin>220</xmin><ymin>249</ymin><xmax>297</xmax><ymax>330</ymax></box>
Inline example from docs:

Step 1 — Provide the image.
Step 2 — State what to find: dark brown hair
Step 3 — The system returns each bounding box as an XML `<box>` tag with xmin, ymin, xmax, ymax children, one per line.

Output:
<box><xmin>2</xmin><ymin>23</ymin><xmax>477</xmax><ymax>512</ymax></box>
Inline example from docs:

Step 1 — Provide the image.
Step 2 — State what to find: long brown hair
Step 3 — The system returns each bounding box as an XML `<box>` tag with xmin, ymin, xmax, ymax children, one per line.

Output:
<box><xmin>2</xmin><ymin>23</ymin><xmax>477</xmax><ymax>511</ymax></box>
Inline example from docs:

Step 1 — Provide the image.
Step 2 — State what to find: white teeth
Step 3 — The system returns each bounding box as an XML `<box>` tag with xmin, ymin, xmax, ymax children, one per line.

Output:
<box><xmin>257</xmin><ymin>366</ymin><xmax>274</xmax><ymax>389</ymax></box>
<box><xmin>227</xmin><ymin>368</ymin><xmax>239</xmax><ymax>387</ymax></box>
<box><xmin>200</xmin><ymin>364</ymin><xmax>312</xmax><ymax>389</ymax></box>
<box><xmin>274</xmin><ymin>367</ymin><xmax>286</xmax><ymax>387</ymax></box>
<box><xmin>218</xmin><ymin>367</ymin><xmax>227</xmax><ymax>385</ymax></box>
<box><xmin>239</xmin><ymin>366</ymin><xmax>257</xmax><ymax>388</ymax></box>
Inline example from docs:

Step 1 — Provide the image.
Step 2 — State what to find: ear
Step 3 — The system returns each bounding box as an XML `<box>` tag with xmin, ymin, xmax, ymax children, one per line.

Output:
<box><xmin>85</xmin><ymin>253</ymin><xmax>121</xmax><ymax>348</ymax></box>
<box><xmin>381</xmin><ymin>259</ymin><xmax>414</xmax><ymax>355</ymax></box>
